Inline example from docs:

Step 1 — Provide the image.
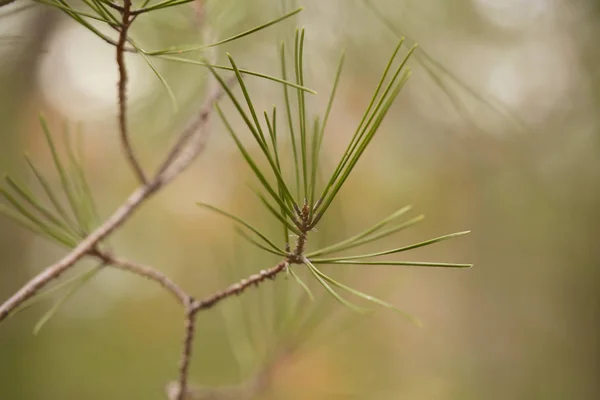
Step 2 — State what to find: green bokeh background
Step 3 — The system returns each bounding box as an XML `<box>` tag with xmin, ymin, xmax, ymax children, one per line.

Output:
<box><xmin>1</xmin><ymin>1</ymin><xmax>599</xmax><ymax>399</ymax></box>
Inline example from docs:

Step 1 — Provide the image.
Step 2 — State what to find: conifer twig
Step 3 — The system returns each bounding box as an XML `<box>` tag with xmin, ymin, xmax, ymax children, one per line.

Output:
<box><xmin>93</xmin><ymin>251</ymin><xmax>189</xmax><ymax>306</ymax></box>
<box><xmin>116</xmin><ymin>0</ymin><xmax>148</xmax><ymax>184</ymax></box>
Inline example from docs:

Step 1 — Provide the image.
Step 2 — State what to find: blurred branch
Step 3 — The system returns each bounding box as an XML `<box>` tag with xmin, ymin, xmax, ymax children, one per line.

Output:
<box><xmin>155</xmin><ymin>76</ymin><xmax>235</xmax><ymax>184</ymax></box>
<box><xmin>156</xmin><ymin>28</ymin><xmax>225</xmax><ymax>182</ymax></box>
<box><xmin>360</xmin><ymin>0</ymin><xmax>527</xmax><ymax>132</ymax></box>
<box><xmin>165</xmin><ymin>346</ymin><xmax>293</xmax><ymax>400</ymax></box>
<box><xmin>0</xmin><ymin>6</ymin><xmax>58</xmax><ymax>166</ymax></box>
<box><xmin>93</xmin><ymin>251</ymin><xmax>189</xmax><ymax>306</ymax></box>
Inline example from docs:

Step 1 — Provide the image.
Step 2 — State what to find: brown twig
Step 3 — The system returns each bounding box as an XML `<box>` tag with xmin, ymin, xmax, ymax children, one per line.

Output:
<box><xmin>155</xmin><ymin>28</ymin><xmax>222</xmax><ymax>179</ymax></box>
<box><xmin>170</xmin><ymin>226</ymin><xmax>311</xmax><ymax>398</ymax></box>
<box><xmin>0</xmin><ymin>55</ymin><xmax>233</xmax><ymax>323</ymax></box>
<box><xmin>170</xmin><ymin>219</ymin><xmax>310</xmax><ymax>397</ymax></box>
<box><xmin>94</xmin><ymin>251</ymin><xmax>190</xmax><ymax>306</ymax></box>
<box><xmin>95</xmin><ymin>248</ymin><xmax>292</xmax><ymax>400</ymax></box>
<box><xmin>192</xmin><ymin>261</ymin><xmax>288</xmax><ymax>313</ymax></box>
<box><xmin>0</xmin><ymin>184</ymin><xmax>157</xmax><ymax>322</ymax></box>
<box><xmin>174</xmin><ymin>304</ymin><xmax>197</xmax><ymax>400</ymax></box>
<box><xmin>165</xmin><ymin>346</ymin><xmax>294</xmax><ymax>400</ymax></box>
<box><xmin>156</xmin><ymin>79</ymin><xmax>237</xmax><ymax>187</ymax></box>
<box><xmin>116</xmin><ymin>0</ymin><xmax>148</xmax><ymax>184</ymax></box>
<box><xmin>156</xmin><ymin>72</ymin><xmax>229</xmax><ymax>180</ymax></box>
<box><xmin>170</xmin><ymin>260</ymin><xmax>288</xmax><ymax>400</ymax></box>
<box><xmin>0</xmin><ymin>6</ymin><xmax>312</xmax><ymax>398</ymax></box>
<box><xmin>96</xmin><ymin>250</ymin><xmax>292</xmax><ymax>399</ymax></box>
<box><xmin>1</xmin><ymin>158</ymin><xmax>308</xmax><ymax>399</ymax></box>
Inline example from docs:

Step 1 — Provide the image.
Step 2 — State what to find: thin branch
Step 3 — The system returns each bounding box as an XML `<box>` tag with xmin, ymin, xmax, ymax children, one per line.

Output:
<box><xmin>156</xmin><ymin>79</ymin><xmax>236</xmax><ymax>186</ymax></box>
<box><xmin>174</xmin><ymin>304</ymin><xmax>197</xmax><ymax>400</ymax></box>
<box><xmin>155</xmin><ymin>28</ymin><xmax>224</xmax><ymax>179</ymax></box>
<box><xmin>170</xmin><ymin>260</ymin><xmax>289</xmax><ymax>400</ymax></box>
<box><xmin>165</xmin><ymin>346</ymin><xmax>293</xmax><ymax>400</ymax></box>
<box><xmin>0</xmin><ymin>25</ymin><xmax>229</xmax><ymax>324</ymax></box>
<box><xmin>116</xmin><ymin>0</ymin><xmax>148</xmax><ymax>184</ymax></box>
<box><xmin>99</xmin><ymin>248</ymin><xmax>290</xmax><ymax>400</ymax></box>
<box><xmin>94</xmin><ymin>251</ymin><xmax>189</xmax><ymax>305</ymax></box>
<box><xmin>170</xmin><ymin>223</ymin><xmax>308</xmax><ymax>397</ymax></box>
<box><xmin>0</xmin><ymin>67</ymin><xmax>228</xmax><ymax>323</ymax></box>
<box><xmin>0</xmin><ymin>184</ymin><xmax>157</xmax><ymax>322</ymax></box>
<box><xmin>191</xmin><ymin>261</ymin><xmax>288</xmax><ymax>313</ymax></box>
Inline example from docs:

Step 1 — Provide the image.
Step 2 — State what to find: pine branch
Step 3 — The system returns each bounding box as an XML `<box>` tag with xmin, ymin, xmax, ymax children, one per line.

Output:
<box><xmin>116</xmin><ymin>0</ymin><xmax>148</xmax><ymax>184</ymax></box>
<box><xmin>0</xmin><ymin>45</ymin><xmax>230</xmax><ymax>324</ymax></box>
<box><xmin>93</xmin><ymin>251</ymin><xmax>189</xmax><ymax>306</ymax></box>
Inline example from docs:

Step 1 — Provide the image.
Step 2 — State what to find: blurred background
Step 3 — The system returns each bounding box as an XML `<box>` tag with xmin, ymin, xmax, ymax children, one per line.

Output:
<box><xmin>1</xmin><ymin>0</ymin><xmax>599</xmax><ymax>399</ymax></box>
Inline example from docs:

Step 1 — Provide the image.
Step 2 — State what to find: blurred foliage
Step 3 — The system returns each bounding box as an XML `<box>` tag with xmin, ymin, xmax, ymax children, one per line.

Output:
<box><xmin>1</xmin><ymin>0</ymin><xmax>599</xmax><ymax>399</ymax></box>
